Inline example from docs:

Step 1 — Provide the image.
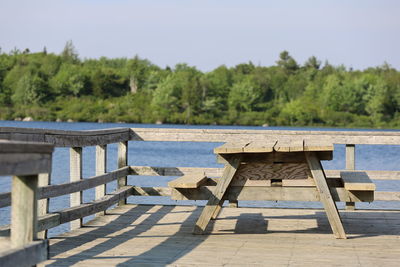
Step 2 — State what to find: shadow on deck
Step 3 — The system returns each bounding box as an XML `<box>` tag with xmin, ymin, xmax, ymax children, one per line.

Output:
<box><xmin>42</xmin><ymin>205</ymin><xmax>400</xmax><ymax>267</ymax></box>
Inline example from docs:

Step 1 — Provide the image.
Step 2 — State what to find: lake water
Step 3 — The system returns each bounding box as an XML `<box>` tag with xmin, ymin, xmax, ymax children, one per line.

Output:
<box><xmin>1</xmin><ymin>121</ymin><xmax>399</xmax><ymax>236</ymax></box>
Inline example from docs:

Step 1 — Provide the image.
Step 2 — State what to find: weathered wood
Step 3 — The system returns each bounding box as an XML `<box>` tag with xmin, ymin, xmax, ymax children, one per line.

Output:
<box><xmin>273</xmin><ymin>139</ymin><xmax>292</xmax><ymax>152</ymax></box>
<box><xmin>129</xmin><ymin>166</ymin><xmax>400</xmax><ymax>181</ymax></box>
<box><xmin>0</xmin><ymin>127</ymin><xmax>130</xmax><ymax>147</ymax></box>
<box><xmin>233</xmin><ymin>162</ymin><xmax>312</xmax><ymax>181</ymax></box>
<box><xmin>0</xmin><ymin>153</ymin><xmax>52</xmax><ymax>176</ymax></box>
<box><xmin>130</xmin><ymin>127</ymin><xmax>400</xmax><ymax>145</ymax></box>
<box><xmin>217</xmin><ymin>151</ymin><xmax>332</xmax><ymax>164</ymax></box>
<box><xmin>59</xmin><ymin>186</ymin><xmax>133</xmax><ymax>224</ymax></box>
<box><xmin>345</xmin><ymin>144</ymin><xmax>356</xmax><ymax>209</ymax></box>
<box><xmin>95</xmin><ymin>145</ymin><xmax>107</xmax><ymax>216</ymax></box>
<box><xmin>0</xmin><ymin>240</ymin><xmax>48</xmax><ymax>267</ymax></box>
<box><xmin>41</xmin><ymin>204</ymin><xmax>400</xmax><ymax>267</ymax></box>
<box><xmin>193</xmin><ymin>155</ymin><xmax>242</xmax><ymax>234</ymax></box>
<box><xmin>0</xmin><ymin>140</ymin><xmax>54</xmax><ymax>153</ymax></box>
<box><xmin>37</xmin><ymin>186</ymin><xmax>133</xmax><ymax>231</ymax></box>
<box><xmin>304</xmin><ymin>139</ymin><xmax>334</xmax><ymax>152</ymax></box>
<box><xmin>326</xmin><ymin>169</ymin><xmax>400</xmax><ymax>180</ymax></box>
<box><xmin>243</xmin><ymin>140</ymin><xmax>277</xmax><ymax>153</ymax></box>
<box><xmin>11</xmin><ymin>175</ymin><xmax>38</xmax><ymax>248</ymax></box>
<box><xmin>305</xmin><ymin>152</ymin><xmax>346</xmax><ymax>239</ymax></box>
<box><xmin>37</xmin><ymin>213</ymin><xmax>61</xmax><ymax>232</ymax></box>
<box><xmin>168</xmin><ymin>174</ymin><xmax>207</xmax><ymax>188</ymax></box>
<box><xmin>117</xmin><ymin>141</ymin><xmax>128</xmax><ymax>205</ymax></box>
<box><xmin>70</xmin><ymin>147</ymin><xmax>83</xmax><ymax>230</ymax></box>
<box><xmin>38</xmin><ymin>172</ymin><xmax>51</xmax><ymax>239</ymax></box>
<box><xmin>214</xmin><ymin>141</ymin><xmax>251</xmax><ymax>154</ymax></box>
<box><xmin>341</xmin><ymin>171</ymin><xmax>376</xmax><ymax>191</ymax></box>
<box><xmin>38</xmin><ymin>167</ymin><xmax>130</xmax><ymax>200</ymax></box>
<box><xmin>131</xmin><ymin>186</ymin><xmax>172</xmax><ymax>196</ymax></box>
<box><xmin>130</xmin><ymin>166</ymin><xmax>224</xmax><ymax>177</ymax></box>
<box><xmin>171</xmin><ymin>186</ymin><xmax>374</xmax><ymax>202</ymax></box>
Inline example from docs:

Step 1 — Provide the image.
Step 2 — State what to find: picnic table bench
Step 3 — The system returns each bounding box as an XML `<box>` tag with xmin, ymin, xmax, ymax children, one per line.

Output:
<box><xmin>169</xmin><ymin>139</ymin><xmax>376</xmax><ymax>239</ymax></box>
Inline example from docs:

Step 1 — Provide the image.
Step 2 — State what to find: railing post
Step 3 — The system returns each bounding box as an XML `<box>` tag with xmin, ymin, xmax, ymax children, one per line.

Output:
<box><xmin>37</xmin><ymin>171</ymin><xmax>51</xmax><ymax>239</ymax></box>
<box><xmin>95</xmin><ymin>145</ymin><xmax>107</xmax><ymax>216</ymax></box>
<box><xmin>70</xmin><ymin>147</ymin><xmax>83</xmax><ymax>230</ymax></box>
<box><xmin>118</xmin><ymin>141</ymin><xmax>128</xmax><ymax>206</ymax></box>
<box><xmin>11</xmin><ymin>175</ymin><xmax>38</xmax><ymax>248</ymax></box>
<box><xmin>345</xmin><ymin>144</ymin><xmax>356</xmax><ymax>210</ymax></box>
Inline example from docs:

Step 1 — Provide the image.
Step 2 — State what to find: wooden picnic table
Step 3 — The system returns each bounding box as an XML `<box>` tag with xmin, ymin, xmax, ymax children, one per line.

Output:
<box><xmin>192</xmin><ymin>139</ymin><xmax>347</xmax><ymax>239</ymax></box>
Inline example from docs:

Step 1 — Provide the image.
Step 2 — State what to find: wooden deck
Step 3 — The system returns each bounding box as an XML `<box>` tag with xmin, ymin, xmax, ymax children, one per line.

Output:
<box><xmin>41</xmin><ymin>204</ymin><xmax>400</xmax><ymax>267</ymax></box>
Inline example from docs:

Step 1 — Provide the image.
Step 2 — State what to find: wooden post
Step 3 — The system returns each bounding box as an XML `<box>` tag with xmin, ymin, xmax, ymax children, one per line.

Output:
<box><xmin>118</xmin><ymin>141</ymin><xmax>128</xmax><ymax>205</ymax></box>
<box><xmin>70</xmin><ymin>147</ymin><xmax>83</xmax><ymax>230</ymax></box>
<box><xmin>37</xmin><ymin>172</ymin><xmax>51</xmax><ymax>239</ymax></box>
<box><xmin>306</xmin><ymin>152</ymin><xmax>346</xmax><ymax>239</ymax></box>
<box><xmin>194</xmin><ymin>155</ymin><xmax>242</xmax><ymax>234</ymax></box>
<box><xmin>95</xmin><ymin>145</ymin><xmax>107</xmax><ymax>216</ymax></box>
<box><xmin>345</xmin><ymin>144</ymin><xmax>356</xmax><ymax>210</ymax></box>
<box><xmin>11</xmin><ymin>175</ymin><xmax>38</xmax><ymax>248</ymax></box>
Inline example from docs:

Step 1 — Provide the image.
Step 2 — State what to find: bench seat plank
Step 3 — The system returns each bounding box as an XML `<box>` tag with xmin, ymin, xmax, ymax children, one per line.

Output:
<box><xmin>168</xmin><ymin>174</ymin><xmax>207</xmax><ymax>188</ymax></box>
<box><xmin>341</xmin><ymin>171</ymin><xmax>376</xmax><ymax>191</ymax></box>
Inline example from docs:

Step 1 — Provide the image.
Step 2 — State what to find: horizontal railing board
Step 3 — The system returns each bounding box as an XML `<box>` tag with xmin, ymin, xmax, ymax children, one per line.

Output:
<box><xmin>0</xmin><ymin>127</ymin><xmax>130</xmax><ymax>147</ymax></box>
<box><xmin>0</xmin><ymin>140</ymin><xmax>54</xmax><ymax>153</ymax></box>
<box><xmin>0</xmin><ymin>153</ymin><xmax>52</xmax><ymax>176</ymax></box>
<box><xmin>1</xmin><ymin>167</ymin><xmax>398</xmax><ymax>208</ymax></box>
<box><xmin>130</xmin><ymin>166</ymin><xmax>400</xmax><ymax>180</ymax></box>
<box><xmin>131</xmin><ymin>186</ymin><xmax>400</xmax><ymax>201</ymax></box>
<box><xmin>130</xmin><ymin>166</ymin><xmax>223</xmax><ymax>177</ymax></box>
<box><xmin>0</xmin><ymin>240</ymin><xmax>48</xmax><ymax>267</ymax></box>
<box><xmin>0</xmin><ymin>167</ymin><xmax>130</xmax><ymax>208</ymax></box>
<box><xmin>2</xmin><ymin>127</ymin><xmax>400</xmax><ymax>145</ymax></box>
<box><xmin>39</xmin><ymin>166</ymin><xmax>130</xmax><ymax>199</ymax></box>
<box><xmin>130</xmin><ymin>128</ymin><xmax>400</xmax><ymax>145</ymax></box>
<box><xmin>37</xmin><ymin>186</ymin><xmax>133</xmax><ymax>231</ymax></box>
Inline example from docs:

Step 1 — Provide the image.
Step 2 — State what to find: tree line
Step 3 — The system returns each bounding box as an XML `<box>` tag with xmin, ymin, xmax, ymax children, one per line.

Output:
<box><xmin>1</xmin><ymin>42</ymin><xmax>400</xmax><ymax>128</ymax></box>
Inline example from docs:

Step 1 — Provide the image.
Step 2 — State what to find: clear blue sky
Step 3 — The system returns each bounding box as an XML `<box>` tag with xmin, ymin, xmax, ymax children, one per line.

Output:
<box><xmin>1</xmin><ymin>0</ymin><xmax>399</xmax><ymax>71</ymax></box>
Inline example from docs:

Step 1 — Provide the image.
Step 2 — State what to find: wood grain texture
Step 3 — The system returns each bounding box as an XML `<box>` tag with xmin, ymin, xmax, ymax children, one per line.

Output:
<box><xmin>306</xmin><ymin>152</ymin><xmax>346</xmax><ymax>239</ymax></box>
<box><xmin>0</xmin><ymin>153</ymin><xmax>52</xmax><ymax>176</ymax></box>
<box><xmin>0</xmin><ymin>140</ymin><xmax>53</xmax><ymax>153</ymax></box>
<box><xmin>0</xmin><ymin>240</ymin><xmax>48</xmax><ymax>267</ymax></box>
<box><xmin>168</xmin><ymin>174</ymin><xmax>207</xmax><ymax>188</ymax></box>
<box><xmin>171</xmin><ymin>186</ymin><xmax>374</xmax><ymax>202</ymax></box>
<box><xmin>130</xmin><ymin>127</ymin><xmax>400</xmax><ymax>144</ymax></box>
<box><xmin>193</xmin><ymin>155</ymin><xmax>242</xmax><ymax>234</ymax></box>
<box><xmin>70</xmin><ymin>147</ymin><xmax>83</xmax><ymax>230</ymax></box>
<box><xmin>0</xmin><ymin>127</ymin><xmax>130</xmax><ymax>147</ymax></box>
<box><xmin>38</xmin><ymin>172</ymin><xmax>51</xmax><ymax>239</ymax></box>
<box><xmin>341</xmin><ymin>171</ymin><xmax>376</xmax><ymax>191</ymax></box>
<box><xmin>11</xmin><ymin>175</ymin><xmax>38</xmax><ymax>248</ymax></box>
<box><xmin>95</xmin><ymin>145</ymin><xmax>107</xmax><ymax>217</ymax></box>
<box><xmin>117</xmin><ymin>141</ymin><xmax>128</xmax><ymax>205</ymax></box>
<box><xmin>233</xmin><ymin>162</ymin><xmax>312</xmax><ymax>181</ymax></box>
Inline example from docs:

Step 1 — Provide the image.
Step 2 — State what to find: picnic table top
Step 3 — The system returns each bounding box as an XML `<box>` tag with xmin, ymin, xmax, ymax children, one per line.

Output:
<box><xmin>214</xmin><ymin>139</ymin><xmax>334</xmax><ymax>154</ymax></box>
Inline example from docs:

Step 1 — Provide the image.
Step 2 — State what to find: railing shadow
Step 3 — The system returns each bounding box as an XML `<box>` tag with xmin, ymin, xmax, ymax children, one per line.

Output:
<box><xmin>46</xmin><ymin>205</ymin><xmax>161</xmax><ymax>266</ymax></box>
<box><xmin>46</xmin><ymin>204</ymin><xmax>206</xmax><ymax>266</ymax></box>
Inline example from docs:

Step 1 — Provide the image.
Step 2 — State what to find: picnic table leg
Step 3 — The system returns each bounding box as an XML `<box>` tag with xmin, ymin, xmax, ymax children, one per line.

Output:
<box><xmin>305</xmin><ymin>152</ymin><xmax>347</xmax><ymax>239</ymax></box>
<box><xmin>193</xmin><ymin>155</ymin><xmax>242</xmax><ymax>234</ymax></box>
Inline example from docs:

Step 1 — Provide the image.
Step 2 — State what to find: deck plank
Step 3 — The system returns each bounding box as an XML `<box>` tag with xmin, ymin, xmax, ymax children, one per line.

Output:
<box><xmin>40</xmin><ymin>204</ymin><xmax>400</xmax><ymax>267</ymax></box>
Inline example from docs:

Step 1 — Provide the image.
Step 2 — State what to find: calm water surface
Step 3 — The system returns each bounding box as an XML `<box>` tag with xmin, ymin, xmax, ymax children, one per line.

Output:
<box><xmin>1</xmin><ymin>121</ymin><xmax>399</xmax><ymax>236</ymax></box>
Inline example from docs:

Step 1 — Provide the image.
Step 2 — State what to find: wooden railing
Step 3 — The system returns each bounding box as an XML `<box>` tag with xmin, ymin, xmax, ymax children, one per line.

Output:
<box><xmin>0</xmin><ymin>140</ymin><xmax>52</xmax><ymax>267</ymax></box>
<box><xmin>0</xmin><ymin>127</ymin><xmax>399</xmax><ymax>240</ymax></box>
